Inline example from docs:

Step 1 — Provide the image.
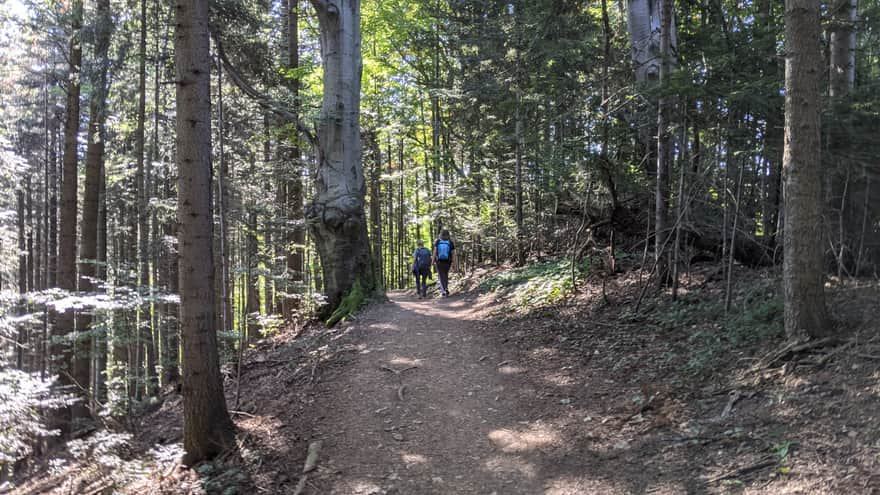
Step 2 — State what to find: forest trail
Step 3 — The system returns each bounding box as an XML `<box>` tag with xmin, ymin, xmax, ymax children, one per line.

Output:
<box><xmin>308</xmin><ymin>291</ymin><xmax>598</xmax><ymax>494</ymax></box>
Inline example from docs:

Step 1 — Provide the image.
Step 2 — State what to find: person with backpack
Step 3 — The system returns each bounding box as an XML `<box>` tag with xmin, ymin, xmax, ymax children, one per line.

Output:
<box><xmin>432</xmin><ymin>230</ymin><xmax>455</xmax><ymax>297</ymax></box>
<box><xmin>412</xmin><ymin>240</ymin><xmax>433</xmax><ymax>299</ymax></box>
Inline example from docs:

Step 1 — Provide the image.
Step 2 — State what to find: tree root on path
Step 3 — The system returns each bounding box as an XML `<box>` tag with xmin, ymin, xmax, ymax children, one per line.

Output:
<box><xmin>706</xmin><ymin>457</ymin><xmax>776</xmax><ymax>484</ymax></box>
<box><xmin>379</xmin><ymin>365</ymin><xmax>419</xmax><ymax>375</ymax></box>
<box><xmin>293</xmin><ymin>440</ymin><xmax>323</xmax><ymax>495</ymax></box>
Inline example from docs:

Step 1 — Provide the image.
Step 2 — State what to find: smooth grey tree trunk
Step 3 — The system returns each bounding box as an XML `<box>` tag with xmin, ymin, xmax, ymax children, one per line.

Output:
<box><xmin>829</xmin><ymin>0</ymin><xmax>856</xmax><ymax>97</ymax></box>
<box><xmin>782</xmin><ymin>0</ymin><xmax>829</xmax><ymax>339</ymax></box>
<box><xmin>307</xmin><ymin>0</ymin><xmax>373</xmax><ymax>320</ymax></box>
<box><xmin>654</xmin><ymin>0</ymin><xmax>674</xmax><ymax>286</ymax></box>
<box><xmin>175</xmin><ymin>0</ymin><xmax>236</xmax><ymax>464</ymax></box>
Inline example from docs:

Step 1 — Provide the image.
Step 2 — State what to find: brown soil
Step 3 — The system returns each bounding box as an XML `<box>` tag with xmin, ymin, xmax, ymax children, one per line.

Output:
<box><xmin>11</xmin><ymin>264</ymin><xmax>880</xmax><ymax>495</ymax></box>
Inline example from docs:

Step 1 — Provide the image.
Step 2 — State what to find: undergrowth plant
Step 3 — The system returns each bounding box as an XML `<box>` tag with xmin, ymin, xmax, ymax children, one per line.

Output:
<box><xmin>655</xmin><ymin>279</ymin><xmax>784</xmax><ymax>375</ymax></box>
<box><xmin>478</xmin><ymin>258</ymin><xmax>591</xmax><ymax>310</ymax></box>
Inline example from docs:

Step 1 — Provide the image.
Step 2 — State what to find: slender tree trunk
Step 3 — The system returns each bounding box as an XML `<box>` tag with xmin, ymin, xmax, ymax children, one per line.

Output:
<box><xmin>135</xmin><ymin>0</ymin><xmax>157</xmax><ymax>398</ymax></box>
<box><xmin>827</xmin><ymin>0</ymin><xmax>857</xmax><ymax>276</ymax></box>
<box><xmin>306</xmin><ymin>0</ymin><xmax>373</xmax><ymax>319</ymax></box>
<box><xmin>246</xmin><ymin>211</ymin><xmax>260</xmax><ymax>339</ymax></box>
<box><xmin>96</xmin><ymin>162</ymin><xmax>108</xmax><ymax>404</ymax></box>
<box><xmin>654</xmin><ymin>0</ymin><xmax>675</xmax><ymax>288</ymax></box>
<box><xmin>175</xmin><ymin>0</ymin><xmax>236</xmax><ymax>464</ymax></box>
<box><xmin>514</xmin><ymin>94</ymin><xmax>525</xmax><ymax>267</ymax></box>
<box><xmin>17</xmin><ymin>189</ymin><xmax>27</xmax><ymax>370</ymax></box>
<box><xmin>48</xmin><ymin>116</ymin><xmax>58</xmax><ymax>289</ymax></box>
<box><xmin>783</xmin><ymin>0</ymin><xmax>829</xmax><ymax>339</ymax></box>
<box><xmin>367</xmin><ymin>131</ymin><xmax>383</xmax><ymax>288</ymax></box>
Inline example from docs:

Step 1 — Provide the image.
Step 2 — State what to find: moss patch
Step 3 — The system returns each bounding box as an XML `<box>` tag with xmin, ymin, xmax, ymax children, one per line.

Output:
<box><xmin>325</xmin><ymin>279</ymin><xmax>368</xmax><ymax>327</ymax></box>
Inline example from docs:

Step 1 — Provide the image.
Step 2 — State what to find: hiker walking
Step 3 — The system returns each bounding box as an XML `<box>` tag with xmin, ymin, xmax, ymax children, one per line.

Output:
<box><xmin>412</xmin><ymin>240</ymin><xmax>433</xmax><ymax>299</ymax></box>
<box><xmin>433</xmin><ymin>230</ymin><xmax>455</xmax><ymax>297</ymax></box>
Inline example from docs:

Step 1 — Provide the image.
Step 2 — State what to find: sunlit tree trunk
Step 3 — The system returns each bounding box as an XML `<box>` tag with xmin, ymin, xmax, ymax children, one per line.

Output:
<box><xmin>306</xmin><ymin>0</ymin><xmax>374</xmax><ymax>319</ymax></box>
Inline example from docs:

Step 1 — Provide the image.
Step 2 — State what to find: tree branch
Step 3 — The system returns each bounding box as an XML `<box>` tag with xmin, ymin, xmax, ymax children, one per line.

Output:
<box><xmin>210</xmin><ymin>31</ymin><xmax>317</xmax><ymax>147</ymax></box>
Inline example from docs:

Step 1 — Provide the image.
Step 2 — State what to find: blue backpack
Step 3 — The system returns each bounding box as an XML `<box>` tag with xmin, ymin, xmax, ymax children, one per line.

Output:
<box><xmin>436</xmin><ymin>239</ymin><xmax>451</xmax><ymax>261</ymax></box>
<box><xmin>415</xmin><ymin>247</ymin><xmax>432</xmax><ymax>270</ymax></box>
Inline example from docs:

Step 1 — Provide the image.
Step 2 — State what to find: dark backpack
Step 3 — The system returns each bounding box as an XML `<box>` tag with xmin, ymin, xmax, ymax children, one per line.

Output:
<box><xmin>436</xmin><ymin>239</ymin><xmax>451</xmax><ymax>261</ymax></box>
<box><xmin>415</xmin><ymin>247</ymin><xmax>432</xmax><ymax>270</ymax></box>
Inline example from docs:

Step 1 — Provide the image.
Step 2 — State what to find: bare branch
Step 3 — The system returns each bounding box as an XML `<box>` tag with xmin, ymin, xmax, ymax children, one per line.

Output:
<box><xmin>210</xmin><ymin>31</ymin><xmax>317</xmax><ymax>147</ymax></box>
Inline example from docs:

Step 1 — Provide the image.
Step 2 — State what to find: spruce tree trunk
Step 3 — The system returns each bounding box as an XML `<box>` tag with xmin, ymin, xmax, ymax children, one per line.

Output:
<box><xmin>306</xmin><ymin>0</ymin><xmax>373</xmax><ymax>319</ymax></box>
<box><xmin>55</xmin><ymin>0</ymin><xmax>84</xmax><ymax>426</ymax></box>
<box><xmin>283</xmin><ymin>0</ymin><xmax>305</xmax><ymax>321</ymax></box>
<box><xmin>17</xmin><ymin>190</ymin><xmax>26</xmax><ymax>370</ymax></box>
<box><xmin>96</xmin><ymin>162</ymin><xmax>108</xmax><ymax>403</ymax></box>
<box><xmin>175</xmin><ymin>0</ymin><xmax>236</xmax><ymax>464</ymax></box>
<box><xmin>48</xmin><ymin>116</ymin><xmax>58</xmax><ymax>289</ymax></box>
<box><xmin>782</xmin><ymin>0</ymin><xmax>829</xmax><ymax>339</ymax></box>
<box><xmin>367</xmin><ymin>131</ymin><xmax>384</xmax><ymax>288</ymax></box>
<box><xmin>77</xmin><ymin>0</ymin><xmax>111</xmax><ymax>415</ymax></box>
<box><xmin>135</xmin><ymin>0</ymin><xmax>157</xmax><ymax>398</ymax></box>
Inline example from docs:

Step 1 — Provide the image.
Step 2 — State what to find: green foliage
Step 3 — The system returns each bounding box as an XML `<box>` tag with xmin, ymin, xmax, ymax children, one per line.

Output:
<box><xmin>478</xmin><ymin>258</ymin><xmax>590</xmax><ymax>309</ymax></box>
<box><xmin>0</xmin><ymin>370</ymin><xmax>76</xmax><ymax>466</ymax></box>
<box><xmin>655</xmin><ymin>282</ymin><xmax>784</xmax><ymax>375</ymax></box>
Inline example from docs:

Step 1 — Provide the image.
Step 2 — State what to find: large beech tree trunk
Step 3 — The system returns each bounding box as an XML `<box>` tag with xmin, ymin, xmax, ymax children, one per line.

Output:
<box><xmin>782</xmin><ymin>0</ymin><xmax>829</xmax><ymax>339</ymax></box>
<box><xmin>307</xmin><ymin>0</ymin><xmax>373</xmax><ymax>318</ymax></box>
<box><xmin>175</xmin><ymin>0</ymin><xmax>235</xmax><ymax>464</ymax></box>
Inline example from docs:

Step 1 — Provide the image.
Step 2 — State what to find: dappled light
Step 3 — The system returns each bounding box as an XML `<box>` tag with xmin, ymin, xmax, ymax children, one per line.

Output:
<box><xmin>3</xmin><ymin>0</ymin><xmax>879</xmax><ymax>489</ymax></box>
<box><xmin>399</xmin><ymin>452</ymin><xmax>428</xmax><ymax>467</ymax></box>
<box><xmin>487</xmin><ymin>424</ymin><xmax>562</xmax><ymax>453</ymax></box>
<box><xmin>482</xmin><ymin>455</ymin><xmax>538</xmax><ymax>479</ymax></box>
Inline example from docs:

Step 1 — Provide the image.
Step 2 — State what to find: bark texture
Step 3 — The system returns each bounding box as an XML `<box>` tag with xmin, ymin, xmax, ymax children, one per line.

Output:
<box><xmin>782</xmin><ymin>0</ymin><xmax>829</xmax><ymax>339</ymax></box>
<box><xmin>77</xmin><ymin>0</ymin><xmax>112</xmax><ymax>415</ymax></box>
<box><xmin>829</xmin><ymin>0</ymin><xmax>856</xmax><ymax>97</ymax></box>
<box><xmin>307</xmin><ymin>0</ymin><xmax>373</xmax><ymax>318</ymax></box>
<box><xmin>175</xmin><ymin>0</ymin><xmax>235</xmax><ymax>463</ymax></box>
<box><xmin>55</xmin><ymin>0</ymin><xmax>84</xmax><ymax>425</ymax></box>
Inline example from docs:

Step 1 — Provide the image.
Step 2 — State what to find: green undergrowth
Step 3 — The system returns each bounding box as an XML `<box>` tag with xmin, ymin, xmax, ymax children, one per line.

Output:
<box><xmin>478</xmin><ymin>258</ymin><xmax>591</xmax><ymax>310</ymax></box>
<box><xmin>649</xmin><ymin>278</ymin><xmax>784</xmax><ymax>375</ymax></box>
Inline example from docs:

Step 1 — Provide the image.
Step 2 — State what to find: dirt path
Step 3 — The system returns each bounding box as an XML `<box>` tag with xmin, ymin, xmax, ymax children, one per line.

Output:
<box><xmin>308</xmin><ymin>291</ymin><xmax>579</xmax><ymax>494</ymax></box>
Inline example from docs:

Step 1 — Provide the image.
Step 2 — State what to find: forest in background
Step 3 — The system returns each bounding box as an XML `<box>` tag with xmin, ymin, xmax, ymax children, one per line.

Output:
<box><xmin>0</xmin><ymin>0</ymin><xmax>879</xmax><ymax>481</ymax></box>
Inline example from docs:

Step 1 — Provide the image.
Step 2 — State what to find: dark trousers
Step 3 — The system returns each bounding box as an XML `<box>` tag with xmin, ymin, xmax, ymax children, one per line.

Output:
<box><xmin>416</xmin><ymin>269</ymin><xmax>430</xmax><ymax>296</ymax></box>
<box><xmin>436</xmin><ymin>260</ymin><xmax>451</xmax><ymax>294</ymax></box>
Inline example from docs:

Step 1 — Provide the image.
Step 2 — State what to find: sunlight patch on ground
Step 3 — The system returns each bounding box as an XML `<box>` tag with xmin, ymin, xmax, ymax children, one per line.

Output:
<box><xmin>483</xmin><ymin>454</ymin><xmax>537</xmax><ymax>479</ymax></box>
<box><xmin>544</xmin><ymin>476</ymin><xmax>628</xmax><ymax>494</ymax></box>
<box><xmin>529</xmin><ymin>346</ymin><xmax>559</xmax><ymax>359</ymax></box>
<box><xmin>389</xmin><ymin>356</ymin><xmax>423</xmax><ymax>367</ymax></box>
<box><xmin>370</xmin><ymin>322</ymin><xmax>401</xmax><ymax>331</ymax></box>
<box><xmin>400</xmin><ymin>452</ymin><xmax>428</xmax><ymax>467</ymax></box>
<box><xmin>488</xmin><ymin>423</ymin><xmax>562</xmax><ymax>453</ymax></box>
<box><xmin>331</xmin><ymin>479</ymin><xmax>385</xmax><ymax>494</ymax></box>
<box><xmin>543</xmin><ymin>372</ymin><xmax>576</xmax><ymax>386</ymax></box>
<box><xmin>498</xmin><ymin>364</ymin><xmax>528</xmax><ymax>374</ymax></box>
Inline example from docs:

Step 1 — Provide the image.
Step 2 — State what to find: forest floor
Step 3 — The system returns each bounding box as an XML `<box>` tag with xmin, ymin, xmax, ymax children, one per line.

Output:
<box><xmin>10</xmin><ymin>259</ymin><xmax>880</xmax><ymax>494</ymax></box>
